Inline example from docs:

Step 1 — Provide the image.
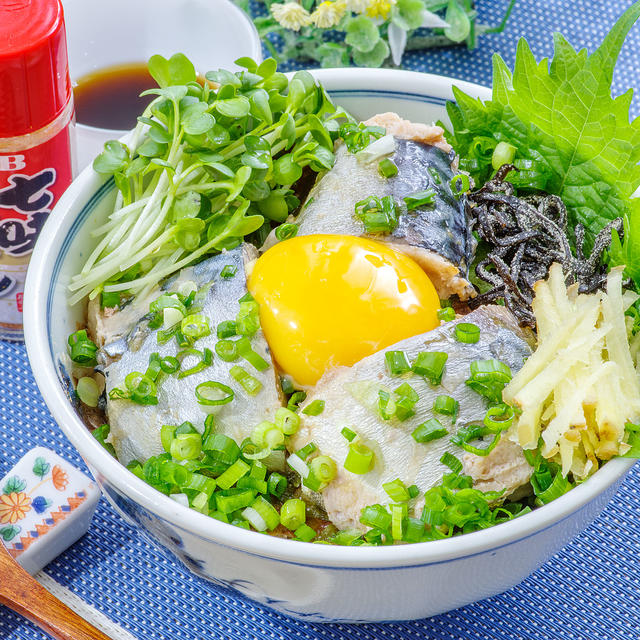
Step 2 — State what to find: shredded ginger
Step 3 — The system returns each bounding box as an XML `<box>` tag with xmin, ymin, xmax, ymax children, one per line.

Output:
<box><xmin>503</xmin><ymin>263</ymin><xmax>640</xmax><ymax>479</ymax></box>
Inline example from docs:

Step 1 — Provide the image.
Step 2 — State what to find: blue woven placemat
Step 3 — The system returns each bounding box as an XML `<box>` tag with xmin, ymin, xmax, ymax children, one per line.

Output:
<box><xmin>2</xmin><ymin>1</ymin><xmax>640</xmax><ymax>638</ymax></box>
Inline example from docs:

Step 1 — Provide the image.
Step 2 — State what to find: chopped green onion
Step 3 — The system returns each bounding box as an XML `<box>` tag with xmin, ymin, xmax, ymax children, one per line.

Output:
<box><xmin>170</xmin><ymin>433</ymin><xmax>202</xmax><ymax>461</ymax></box>
<box><xmin>220</xmin><ymin>264</ymin><xmax>237</xmax><ymax>279</ymax></box>
<box><xmin>176</xmin><ymin>347</ymin><xmax>213</xmax><ymax>379</ymax></box>
<box><xmin>360</xmin><ymin>504</ymin><xmax>391</xmax><ymax>530</ymax></box>
<box><xmin>449</xmin><ymin>173</ymin><xmax>470</xmax><ymax>196</ymax></box>
<box><xmin>76</xmin><ymin>376</ymin><xmax>100</xmax><ymax>407</ymax></box>
<box><xmin>309</xmin><ymin>455</ymin><xmax>337</xmax><ymax>486</ymax></box>
<box><xmin>280</xmin><ymin>498</ymin><xmax>306</xmax><ymax>530</ymax></box>
<box><xmin>184</xmin><ymin>473</ymin><xmax>216</xmax><ymax>495</ymax></box>
<box><xmin>241</xmin><ymin>506</ymin><xmax>267</xmax><ymax>531</ymax></box>
<box><xmin>444</xmin><ymin>502</ymin><xmax>476</xmax><ymax>527</ymax></box>
<box><xmin>303</xmin><ymin>470</ymin><xmax>322</xmax><ymax>492</ymax></box>
<box><xmin>302</xmin><ymin>399</ymin><xmax>325</xmax><ymax>416</ymax></box>
<box><xmin>287</xmin><ymin>453</ymin><xmax>309</xmax><ymax>479</ymax></box>
<box><xmin>390</xmin><ymin>504</ymin><xmax>404</xmax><ymax>540</ymax></box>
<box><xmin>275</xmin><ymin>223</ymin><xmax>298</xmax><ymax>241</ymax></box>
<box><xmin>236</xmin><ymin>476</ymin><xmax>268</xmax><ymax>496</ymax></box>
<box><xmin>236</xmin><ymin>336</ymin><xmax>269</xmax><ymax>371</ymax></box>
<box><xmin>535</xmin><ymin>470</ymin><xmax>571</xmax><ymax>505</ymax></box>
<box><xmin>191</xmin><ymin>492</ymin><xmax>210</xmax><ymax>515</ymax></box>
<box><xmin>203</xmin><ymin>433</ymin><xmax>240</xmax><ymax>466</ymax></box>
<box><xmin>483</xmin><ymin>404</ymin><xmax>514</xmax><ymax>432</ymax></box>
<box><xmin>403</xmin><ymin>188</ymin><xmax>436</xmax><ymax>211</ymax></box>
<box><xmin>251</xmin><ymin>421</ymin><xmax>283</xmax><ymax>449</ymax></box>
<box><xmin>407</xmin><ymin>484</ymin><xmax>420</xmax><ymax>499</ymax></box>
<box><xmin>216</xmin><ymin>459</ymin><xmax>251</xmax><ymax>490</ymax></box>
<box><xmin>181</xmin><ymin>313</ymin><xmax>211</xmax><ymax>340</ymax></box>
<box><xmin>195</xmin><ymin>381</ymin><xmax>234</xmax><ymax>407</ymax></box>
<box><xmin>236</xmin><ymin>300</ymin><xmax>260</xmax><ymax>337</ymax></box>
<box><xmin>287</xmin><ymin>390</ymin><xmax>307</xmax><ymax>411</ymax></box>
<box><xmin>437</xmin><ymin>307</ymin><xmax>455</xmax><ymax>322</ymax></box>
<box><xmin>341</xmin><ymin>427</ymin><xmax>357</xmax><ymax>442</ymax></box>
<box><xmin>217</xmin><ymin>320</ymin><xmax>237</xmax><ymax>339</ymax></box>
<box><xmin>394</xmin><ymin>382</ymin><xmax>419</xmax><ymax>421</ymax></box>
<box><xmin>296</xmin><ymin>443</ymin><xmax>317</xmax><ymax>460</ymax></box>
<box><xmin>123</xmin><ymin>371</ymin><xmax>158</xmax><ymax>405</ymax></box>
<box><xmin>163</xmin><ymin>307</ymin><xmax>184</xmax><ymax>329</ymax></box>
<box><xmin>331</xmin><ymin>528</ymin><xmax>364</xmax><ymax>546</ymax></box>
<box><xmin>161</xmin><ymin>424</ymin><xmax>177</xmax><ymax>453</ymax></box>
<box><xmin>412</xmin><ymin>418</ymin><xmax>447</xmax><ymax>443</ymax></box>
<box><xmin>280</xmin><ymin>376</ymin><xmax>295</xmax><ymax>395</ymax></box>
<box><xmin>377</xmin><ymin>390</ymin><xmax>396</xmax><ymax>421</ymax></box>
<box><xmin>68</xmin><ymin>330</ymin><xmax>98</xmax><ymax>365</ymax></box>
<box><xmin>455</xmin><ymin>322</ymin><xmax>480</xmax><ymax>344</ymax></box>
<box><xmin>466</xmin><ymin>359</ymin><xmax>512</xmax><ymax>403</ymax></box>
<box><xmin>294</xmin><ymin>523</ymin><xmax>316</xmax><ymax>542</ymax></box>
<box><xmin>250</xmin><ymin>461</ymin><xmax>267</xmax><ymax>481</ymax></box>
<box><xmin>267</xmin><ymin>472</ymin><xmax>287</xmax><ymax>498</ymax></box>
<box><xmin>92</xmin><ymin>424</ymin><xmax>116</xmax><ymax>457</ymax></box>
<box><xmin>274</xmin><ymin>407</ymin><xmax>301</xmax><ymax>435</ymax></box>
<box><xmin>344</xmin><ymin>442</ymin><xmax>374</xmax><ymax>474</ymax></box>
<box><xmin>215</xmin><ymin>339</ymin><xmax>238</xmax><ymax>362</ymax></box>
<box><xmin>159</xmin><ymin>356</ymin><xmax>180</xmax><ymax>374</ymax></box>
<box><xmin>230</xmin><ymin>365</ymin><xmax>263</xmax><ymax>396</ymax></box>
<box><xmin>355</xmin><ymin>195</ymin><xmax>399</xmax><ymax>234</ymax></box>
<box><xmin>251</xmin><ymin>495</ymin><xmax>280</xmax><ymax>530</ymax></box>
<box><xmin>382</xmin><ymin>478</ymin><xmax>409</xmax><ymax>502</ymax></box>
<box><xmin>412</xmin><ymin>351</ymin><xmax>448</xmax><ymax>385</ymax></box>
<box><xmin>440</xmin><ymin>451</ymin><xmax>463</xmax><ymax>474</ymax></box>
<box><xmin>101</xmin><ymin>291</ymin><xmax>120</xmax><ymax>309</ymax></box>
<box><xmin>385</xmin><ymin>350</ymin><xmax>411</xmax><ymax>376</ymax></box>
<box><xmin>145</xmin><ymin>352</ymin><xmax>163</xmax><ymax>382</ymax></box>
<box><xmin>491</xmin><ymin>141</ymin><xmax>517</xmax><ymax>171</ymax></box>
<box><xmin>378</xmin><ymin>158</ymin><xmax>398</xmax><ymax>178</ymax></box>
<box><xmin>450</xmin><ymin>424</ymin><xmax>501</xmax><ymax>457</ymax></box>
<box><xmin>433</xmin><ymin>395</ymin><xmax>459</xmax><ymax>418</ymax></box>
<box><xmin>216</xmin><ymin>488</ymin><xmax>255</xmax><ymax>514</ymax></box>
<box><xmin>403</xmin><ymin>517</ymin><xmax>426</xmax><ymax>543</ymax></box>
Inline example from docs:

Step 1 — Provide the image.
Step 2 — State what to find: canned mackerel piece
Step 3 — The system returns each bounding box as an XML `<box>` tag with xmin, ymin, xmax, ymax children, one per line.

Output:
<box><xmin>0</xmin><ymin>0</ymin><xmax>75</xmax><ymax>341</ymax></box>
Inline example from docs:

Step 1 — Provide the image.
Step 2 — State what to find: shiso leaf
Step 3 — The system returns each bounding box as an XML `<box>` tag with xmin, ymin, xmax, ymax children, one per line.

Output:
<box><xmin>442</xmin><ymin>1</ymin><xmax>640</xmax><ymax>254</ymax></box>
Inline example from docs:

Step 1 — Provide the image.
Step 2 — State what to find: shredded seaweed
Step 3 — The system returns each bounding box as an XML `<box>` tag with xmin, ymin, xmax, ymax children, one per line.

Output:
<box><xmin>467</xmin><ymin>166</ymin><xmax>622</xmax><ymax>326</ymax></box>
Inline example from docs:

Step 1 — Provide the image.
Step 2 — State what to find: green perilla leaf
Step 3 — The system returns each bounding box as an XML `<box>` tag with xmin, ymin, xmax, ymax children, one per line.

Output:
<box><xmin>443</xmin><ymin>1</ymin><xmax>640</xmax><ymax>255</ymax></box>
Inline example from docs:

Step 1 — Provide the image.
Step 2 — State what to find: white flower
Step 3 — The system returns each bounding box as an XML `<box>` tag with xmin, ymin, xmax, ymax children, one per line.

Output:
<box><xmin>421</xmin><ymin>9</ymin><xmax>449</xmax><ymax>29</ymax></box>
<box><xmin>388</xmin><ymin>21</ymin><xmax>407</xmax><ymax>66</ymax></box>
<box><xmin>311</xmin><ymin>0</ymin><xmax>346</xmax><ymax>28</ymax></box>
<box><xmin>345</xmin><ymin>0</ymin><xmax>368</xmax><ymax>14</ymax></box>
<box><xmin>271</xmin><ymin>2</ymin><xmax>313</xmax><ymax>30</ymax></box>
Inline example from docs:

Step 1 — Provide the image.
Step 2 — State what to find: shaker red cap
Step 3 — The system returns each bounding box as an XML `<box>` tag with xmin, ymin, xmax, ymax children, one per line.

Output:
<box><xmin>0</xmin><ymin>0</ymin><xmax>71</xmax><ymax>138</ymax></box>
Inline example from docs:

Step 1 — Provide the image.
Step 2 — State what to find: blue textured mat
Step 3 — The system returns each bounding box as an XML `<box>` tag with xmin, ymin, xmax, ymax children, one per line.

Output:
<box><xmin>2</xmin><ymin>1</ymin><xmax>640</xmax><ymax>638</ymax></box>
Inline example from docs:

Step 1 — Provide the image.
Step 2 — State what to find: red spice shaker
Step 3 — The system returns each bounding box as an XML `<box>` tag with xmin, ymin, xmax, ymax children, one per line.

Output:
<box><xmin>0</xmin><ymin>0</ymin><xmax>75</xmax><ymax>341</ymax></box>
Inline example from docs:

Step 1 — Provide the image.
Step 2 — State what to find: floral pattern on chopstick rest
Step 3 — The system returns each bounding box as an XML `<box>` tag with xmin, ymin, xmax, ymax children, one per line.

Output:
<box><xmin>0</xmin><ymin>447</ymin><xmax>100</xmax><ymax>574</ymax></box>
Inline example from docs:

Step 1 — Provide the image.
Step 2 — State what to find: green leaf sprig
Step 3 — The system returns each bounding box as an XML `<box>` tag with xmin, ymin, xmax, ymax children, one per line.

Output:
<box><xmin>442</xmin><ymin>1</ymin><xmax>640</xmax><ymax>258</ymax></box>
<box><xmin>69</xmin><ymin>54</ymin><xmax>349</xmax><ymax>304</ymax></box>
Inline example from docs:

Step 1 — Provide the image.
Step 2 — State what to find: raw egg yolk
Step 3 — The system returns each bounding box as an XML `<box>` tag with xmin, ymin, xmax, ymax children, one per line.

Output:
<box><xmin>248</xmin><ymin>235</ymin><xmax>440</xmax><ymax>386</ymax></box>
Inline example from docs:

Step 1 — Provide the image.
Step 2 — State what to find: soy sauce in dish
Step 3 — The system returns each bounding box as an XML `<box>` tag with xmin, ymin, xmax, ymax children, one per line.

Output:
<box><xmin>73</xmin><ymin>63</ymin><xmax>155</xmax><ymax>130</ymax></box>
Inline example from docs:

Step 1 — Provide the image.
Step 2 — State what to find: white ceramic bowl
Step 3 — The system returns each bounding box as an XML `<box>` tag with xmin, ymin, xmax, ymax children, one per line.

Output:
<box><xmin>23</xmin><ymin>68</ymin><xmax>636</xmax><ymax>623</ymax></box>
<box><xmin>62</xmin><ymin>0</ymin><xmax>262</xmax><ymax>169</ymax></box>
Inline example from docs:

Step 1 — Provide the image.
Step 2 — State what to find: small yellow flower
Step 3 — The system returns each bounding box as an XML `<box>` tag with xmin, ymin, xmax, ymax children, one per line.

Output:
<box><xmin>345</xmin><ymin>0</ymin><xmax>368</xmax><ymax>14</ymax></box>
<box><xmin>311</xmin><ymin>1</ymin><xmax>347</xmax><ymax>28</ymax></box>
<box><xmin>365</xmin><ymin>0</ymin><xmax>395</xmax><ymax>20</ymax></box>
<box><xmin>271</xmin><ymin>2</ymin><xmax>313</xmax><ymax>30</ymax></box>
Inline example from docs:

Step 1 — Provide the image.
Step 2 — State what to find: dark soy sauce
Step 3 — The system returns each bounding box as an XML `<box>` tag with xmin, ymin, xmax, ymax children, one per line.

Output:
<box><xmin>74</xmin><ymin>63</ymin><xmax>155</xmax><ymax>130</ymax></box>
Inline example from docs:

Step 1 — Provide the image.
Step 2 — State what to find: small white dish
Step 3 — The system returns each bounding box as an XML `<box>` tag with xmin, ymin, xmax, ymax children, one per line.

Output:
<box><xmin>23</xmin><ymin>67</ymin><xmax>637</xmax><ymax>623</ymax></box>
<box><xmin>62</xmin><ymin>0</ymin><xmax>262</xmax><ymax>169</ymax></box>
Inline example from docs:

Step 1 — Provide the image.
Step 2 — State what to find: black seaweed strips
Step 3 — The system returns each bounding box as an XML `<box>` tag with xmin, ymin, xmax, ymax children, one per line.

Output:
<box><xmin>467</xmin><ymin>165</ymin><xmax>622</xmax><ymax>327</ymax></box>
